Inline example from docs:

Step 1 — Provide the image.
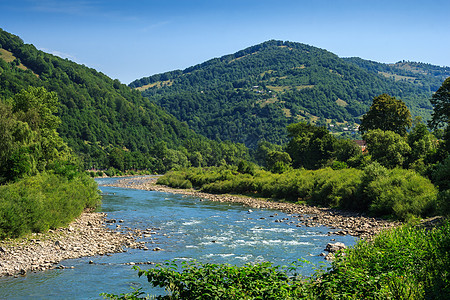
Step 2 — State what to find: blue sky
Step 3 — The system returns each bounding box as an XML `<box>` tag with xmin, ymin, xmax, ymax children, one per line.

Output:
<box><xmin>1</xmin><ymin>0</ymin><xmax>449</xmax><ymax>84</ymax></box>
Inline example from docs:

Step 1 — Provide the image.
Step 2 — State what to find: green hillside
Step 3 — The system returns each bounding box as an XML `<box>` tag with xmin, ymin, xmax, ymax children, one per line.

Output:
<box><xmin>0</xmin><ymin>29</ymin><xmax>249</xmax><ymax>172</ymax></box>
<box><xmin>131</xmin><ymin>40</ymin><xmax>449</xmax><ymax>147</ymax></box>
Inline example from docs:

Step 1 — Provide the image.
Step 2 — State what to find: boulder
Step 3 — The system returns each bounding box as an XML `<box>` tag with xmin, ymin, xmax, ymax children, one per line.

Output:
<box><xmin>325</xmin><ymin>242</ymin><xmax>346</xmax><ymax>253</ymax></box>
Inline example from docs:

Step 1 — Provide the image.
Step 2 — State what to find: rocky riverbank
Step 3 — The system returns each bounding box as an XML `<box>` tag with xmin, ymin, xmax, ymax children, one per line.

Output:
<box><xmin>104</xmin><ymin>176</ymin><xmax>401</xmax><ymax>239</ymax></box>
<box><xmin>0</xmin><ymin>212</ymin><xmax>143</xmax><ymax>277</ymax></box>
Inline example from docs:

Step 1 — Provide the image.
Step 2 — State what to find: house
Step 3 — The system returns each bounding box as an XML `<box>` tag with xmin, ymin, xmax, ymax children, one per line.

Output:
<box><xmin>354</xmin><ymin>140</ymin><xmax>367</xmax><ymax>152</ymax></box>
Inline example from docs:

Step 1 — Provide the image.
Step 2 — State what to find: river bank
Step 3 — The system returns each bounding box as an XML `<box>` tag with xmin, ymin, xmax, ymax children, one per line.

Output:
<box><xmin>0</xmin><ymin>212</ymin><xmax>143</xmax><ymax>277</ymax></box>
<box><xmin>104</xmin><ymin>176</ymin><xmax>400</xmax><ymax>239</ymax></box>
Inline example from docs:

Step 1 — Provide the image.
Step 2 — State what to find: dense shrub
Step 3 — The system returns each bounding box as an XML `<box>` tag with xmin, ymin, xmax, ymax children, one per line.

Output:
<box><xmin>157</xmin><ymin>166</ymin><xmax>438</xmax><ymax>220</ymax></box>
<box><xmin>314</xmin><ymin>221</ymin><xmax>450</xmax><ymax>299</ymax></box>
<box><xmin>133</xmin><ymin>260</ymin><xmax>310</xmax><ymax>299</ymax></box>
<box><xmin>309</xmin><ymin>168</ymin><xmax>362</xmax><ymax>209</ymax></box>
<box><xmin>0</xmin><ymin>172</ymin><xmax>100</xmax><ymax>239</ymax></box>
<box><xmin>366</xmin><ymin>168</ymin><xmax>438</xmax><ymax>219</ymax></box>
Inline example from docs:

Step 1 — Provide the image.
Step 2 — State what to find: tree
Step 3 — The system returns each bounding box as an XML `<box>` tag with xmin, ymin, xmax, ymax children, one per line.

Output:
<box><xmin>359</xmin><ymin>94</ymin><xmax>412</xmax><ymax>136</ymax></box>
<box><xmin>266</xmin><ymin>150</ymin><xmax>292</xmax><ymax>173</ymax></box>
<box><xmin>363</xmin><ymin>129</ymin><xmax>411</xmax><ymax>168</ymax></box>
<box><xmin>407</xmin><ymin>117</ymin><xmax>437</xmax><ymax>166</ymax></box>
<box><xmin>0</xmin><ymin>87</ymin><xmax>73</xmax><ymax>183</ymax></box>
<box><xmin>429</xmin><ymin>77</ymin><xmax>450</xmax><ymax>129</ymax></box>
<box><xmin>286</xmin><ymin>122</ymin><xmax>335</xmax><ymax>169</ymax></box>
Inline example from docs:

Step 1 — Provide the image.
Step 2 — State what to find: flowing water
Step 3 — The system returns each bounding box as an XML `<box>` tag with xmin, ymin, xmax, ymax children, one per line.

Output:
<box><xmin>0</xmin><ymin>177</ymin><xmax>356</xmax><ymax>299</ymax></box>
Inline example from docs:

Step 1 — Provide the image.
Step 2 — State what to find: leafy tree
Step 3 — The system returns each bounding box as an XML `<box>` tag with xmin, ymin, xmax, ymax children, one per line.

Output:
<box><xmin>266</xmin><ymin>150</ymin><xmax>292</xmax><ymax>173</ymax></box>
<box><xmin>286</xmin><ymin>122</ymin><xmax>335</xmax><ymax>169</ymax></box>
<box><xmin>406</xmin><ymin>117</ymin><xmax>438</xmax><ymax>172</ymax></box>
<box><xmin>359</xmin><ymin>94</ymin><xmax>412</xmax><ymax>136</ymax></box>
<box><xmin>429</xmin><ymin>77</ymin><xmax>450</xmax><ymax>129</ymax></box>
<box><xmin>11</xmin><ymin>86</ymin><xmax>60</xmax><ymax>131</ymax></box>
<box><xmin>363</xmin><ymin>129</ymin><xmax>411</xmax><ymax>168</ymax></box>
<box><xmin>0</xmin><ymin>87</ymin><xmax>73</xmax><ymax>183</ymax></box>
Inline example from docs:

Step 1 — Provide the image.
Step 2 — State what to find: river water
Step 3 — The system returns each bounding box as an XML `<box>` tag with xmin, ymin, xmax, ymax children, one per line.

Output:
<box><xmin>0</xmin><ymin>177</ymin><xmax>355</xmax><ymax>299</ymax></box>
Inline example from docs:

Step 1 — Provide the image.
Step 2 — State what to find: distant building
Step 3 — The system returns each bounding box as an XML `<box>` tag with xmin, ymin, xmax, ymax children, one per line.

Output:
<box><xmin>354</xmin><ymin>140</ymin><xmax>367</xmax><ymax>152</ymax></box>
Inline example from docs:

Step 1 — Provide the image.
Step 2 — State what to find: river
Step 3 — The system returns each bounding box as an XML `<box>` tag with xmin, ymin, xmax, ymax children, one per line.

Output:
<box><xmin>0</xmin><ymin>177</ymin><xmax>356</xmax><ymax>299</ymax></box>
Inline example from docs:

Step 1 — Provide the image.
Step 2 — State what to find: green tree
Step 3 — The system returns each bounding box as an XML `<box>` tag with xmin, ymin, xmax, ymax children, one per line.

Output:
<box><xmin>363</xmin><ymin>129</ymin><xmax>411</xmax><ymax>168</ymax></box>
<box><xmin>0</xmin><ymin>87</ymin><xmax>73</xmax><ymax>183</ymax></box>
<box><xmin>407</xmin><ymin>117</ymin><xmax>437</xmax><ymax>170</ymax></box>
<box><xmin>0</xmin><ymin>102</ymin><xmax>37</xmax><ymax>183</ymax></box>
<box><xmin>429</xmin><ymin>77</ymin><xmax>450</xmax><ymax>129</ymax></box>
<box><xmin>108</xmin><ymin>148</ymin><xmax>125</xmax><ymax>171</ymax></box>
<box><xmin>11</xmin><ymin>86</ymin><xmax>60</xmax><ymax>131</ymax></box>
<box><xmin>286</xmin><ymin>122</ymin><xmax>335</xmax><ymax>169</ymax></box>
<box><xmin>359</xmin><ymin>94</ymin><xmax>412</xmax><ymax>136</ymax></box>
<box><xmin>266</xmin><ymin>150</ymin><xmax>292</xmax><ymax>173</ymax></box>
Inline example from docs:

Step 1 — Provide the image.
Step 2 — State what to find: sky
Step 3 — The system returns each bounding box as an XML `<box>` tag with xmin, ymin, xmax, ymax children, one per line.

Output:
<box><xmin>1</xmin><ymin>0</ymin><xmax>449</xmax><ymax>84</ymax></box>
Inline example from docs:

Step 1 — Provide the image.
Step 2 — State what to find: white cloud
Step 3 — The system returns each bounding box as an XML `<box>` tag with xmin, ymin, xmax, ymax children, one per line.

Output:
<box><xmin>39</xmin><ymin>48</ymin><xmax>77</xmax><ymax>61</ymax></box>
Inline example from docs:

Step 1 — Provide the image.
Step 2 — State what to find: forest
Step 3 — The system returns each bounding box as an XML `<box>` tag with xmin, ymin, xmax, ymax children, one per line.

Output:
<box><xmin>131</xmin><ymin>40</ymin><xmax>450</xmax><ymax>148</ymax></box>
<box><xmin>0</xmin><ymin>28</ymin><xmax>250</xmax><ymax>173</ymax></box>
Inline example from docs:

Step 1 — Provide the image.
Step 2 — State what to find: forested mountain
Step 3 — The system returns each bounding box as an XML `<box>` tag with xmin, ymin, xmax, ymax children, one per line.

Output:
<box><xmin>131</xmin><ymin>40</ymin><xmax>450</xmax><ymax>148</ymax></box>
<box><xmin>0</xmin><ymin>29</ymin><xmax>249</xmax><ymax>172</ymax></box>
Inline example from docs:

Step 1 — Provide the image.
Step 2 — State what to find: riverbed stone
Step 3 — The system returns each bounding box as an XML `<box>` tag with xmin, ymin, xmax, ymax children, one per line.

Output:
<box><xmin>0</xmin><ymin>212</ymin><xmax>137</xmax><ymax>277</ymax></box>
<box><xmin>325</xmin><ymin>242</ymin><xmax>346</xmax><ymax>253</ymax></box>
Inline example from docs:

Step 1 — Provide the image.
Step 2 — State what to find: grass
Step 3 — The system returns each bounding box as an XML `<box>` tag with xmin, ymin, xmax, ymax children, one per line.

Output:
<box><xmin>0</xmin><ymin>48</ymin><xmax>15</xmax><ymax>62</ymax></box>
<box><xmin>335</xmin><ymin>98</ymin><xmax>348</xmax><ymax>107</ymax></box>
<box><xmin>378</xmin><ymin>71</ymin><xmax>417</xmax><ymax>82</ymax></box>
<box><xmin>0</xmin><ymin>48</ymin><xmax>34</xmax><ymax>73</ymax></box>
<box><xmin>135</xmin><ymin>80</ymin><xmax>173</xmax><ymax>91</ymax></box>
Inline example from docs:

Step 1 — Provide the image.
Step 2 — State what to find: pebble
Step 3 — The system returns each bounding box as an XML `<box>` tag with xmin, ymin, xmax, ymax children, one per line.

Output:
<box><xmin>0</xmin><ymin>212</ymin><xmax>143</xmax><ymax>277</ymax></box>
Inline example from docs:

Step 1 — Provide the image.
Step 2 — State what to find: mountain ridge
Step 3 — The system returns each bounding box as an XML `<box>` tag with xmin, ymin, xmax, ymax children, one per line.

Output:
<box><xmin>0</xmin><ymin>28</ymin><xmax>249</xmax><ymax>171</ymax></box>
<box><xmin>131</xmin><ymin>40</ymin><xmax>450</xmax><ymax>147</ymax></box>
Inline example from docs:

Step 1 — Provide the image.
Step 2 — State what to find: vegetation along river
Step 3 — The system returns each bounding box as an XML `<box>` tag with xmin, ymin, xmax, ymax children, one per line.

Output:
<box><xmin>0</xmin><ymin>177</ymin><xmax>356</xmax><ymax>299</ymax></box>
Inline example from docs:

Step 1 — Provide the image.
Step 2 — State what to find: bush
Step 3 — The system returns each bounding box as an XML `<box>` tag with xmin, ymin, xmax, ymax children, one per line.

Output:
<box><xmin>315</xmin><ymin>221</ymin><xmax>450</xmax><ymax>299</ymax></box>
<box><xmin>432</xmin><ymin>156</ymin><xmax>450</xmax><ymax>191</ymax></box>
<box><xmin>0</xmin><ymin>172</ymin><xmax>100</xmax><ymax>239</ymax></box>
<box><xmin>309</xmin><ymin>168</ymin><xmax>362</xmax><ymax>209</ymax></box>
<box><xmin>133</xmin><ymin>260</ymin><xmax>309</xmax><ymax>299</ymax></box>
<box><xmin>157</xmin><ymin>166</ymin><xmax>438</xmax><ymax>220</ymax></box>
<box><xmin>366</xmin><ymin>168</ymin><xmax>438</xmax><ymax>220</ymax></box>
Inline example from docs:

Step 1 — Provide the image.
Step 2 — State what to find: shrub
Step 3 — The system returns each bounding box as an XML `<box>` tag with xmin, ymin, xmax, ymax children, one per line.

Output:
<box><xmin>309</xmin><ymin>168</ymin><xmax>362</xmax><ymax>209</ymax></box>
<box><xmin>133</xmin><ymin>260</ymin><xmax>310</xmax><ymax>299</ymax></box>
<box><xmin>315</xmin><ymin>221</ymin><xmax>450</xmax><ymax>299</ymax></box>
<box><xmin>0</xmin><ymin>172</ymin><xmax>100</xmax><ymax>239</ymax></box>
<box><xmin>366</xmin><ymin>168</ymin><xmax>438</xmax><ymax>220</ymax></box>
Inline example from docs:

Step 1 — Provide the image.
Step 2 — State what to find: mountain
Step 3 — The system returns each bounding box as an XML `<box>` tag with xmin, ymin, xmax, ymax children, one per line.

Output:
<box><xmin>131</xmin><ymin>40</ymin><xmax>450</xmax><ymax>148</ymax></box>
<box><xmin>0</xmin><ymin>28</ymin><xmax>249</xmax><ymax>172</ymax></box>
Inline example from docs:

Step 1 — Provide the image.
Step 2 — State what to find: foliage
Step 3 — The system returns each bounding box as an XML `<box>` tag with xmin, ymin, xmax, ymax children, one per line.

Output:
<box><xmin>429</xmin><ymin>77</ymin><xmax>450</xmax><ymax>129</ymax></box>
<box><xmin>365</xmin><ymin>167</ymin><xmax>438</xmax><ymax>220</ymax></box>
<box><xmin>363</xmin><ymin>129</ymin><xmax>411</xmax><ymax>168</ymax></box>
<box><xmin>286</xmin><ymin>122</ymin><xmax>335</xmax><ymax>169</ymax></box>
<box><xmin>131</xmin><ymin>41</ymin><xmax>441</xmax><ymax>148</ymax></box>
<box><xmin>359</xmin><ymin>94</ymin><xmax>412</xmax><ymax>136</ymax></box>
<box><xmin>157</xmin><ymin>165</ymin><xmax>438</xmax><ymax>220</ymax></box>
<box><xmin>0</xmin><ymin>172</ymin><xmax>100</xmax><ymax>239</ymax></box>
<box><xmin>407</xmin><ymin>117</ymin><xmax>438</xmax><ymax>170</ymax></box>
<box><xmin>314</xmin><ymin>221</ymin><xmax>450</xmax><ymax>299</ymax></box>
<box><xmin>432</xmin><ymin>155</ymin><xmax>450</xmax><ymax>191</ymax></box>
<box><xmin>285</xmin><ymin>122</ymin><xmax>362</xmax><ymax>170</ymax></box>
<box><xmin>0</xmin><ymin>86</ymin><xmax>73</xmax><ymax>183</ymax></box>
<box><xmin>0</xmin><ymin>86</ymin><xmax>100</xmax><ymax>239</ymax></box>
<box><xmin>101</xmin><ymin>287</ymin><xmax>152</xmax><ymax>300</ymax></box>
<box><xmin>0</xmin><ymin>28</ymin><xmax>249</xmax><ymax>171</ymax></box>
<box><xmin>133</xmin><ymin>260</ymin><xmax>309</xmax><ymax>299</ymax></box>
